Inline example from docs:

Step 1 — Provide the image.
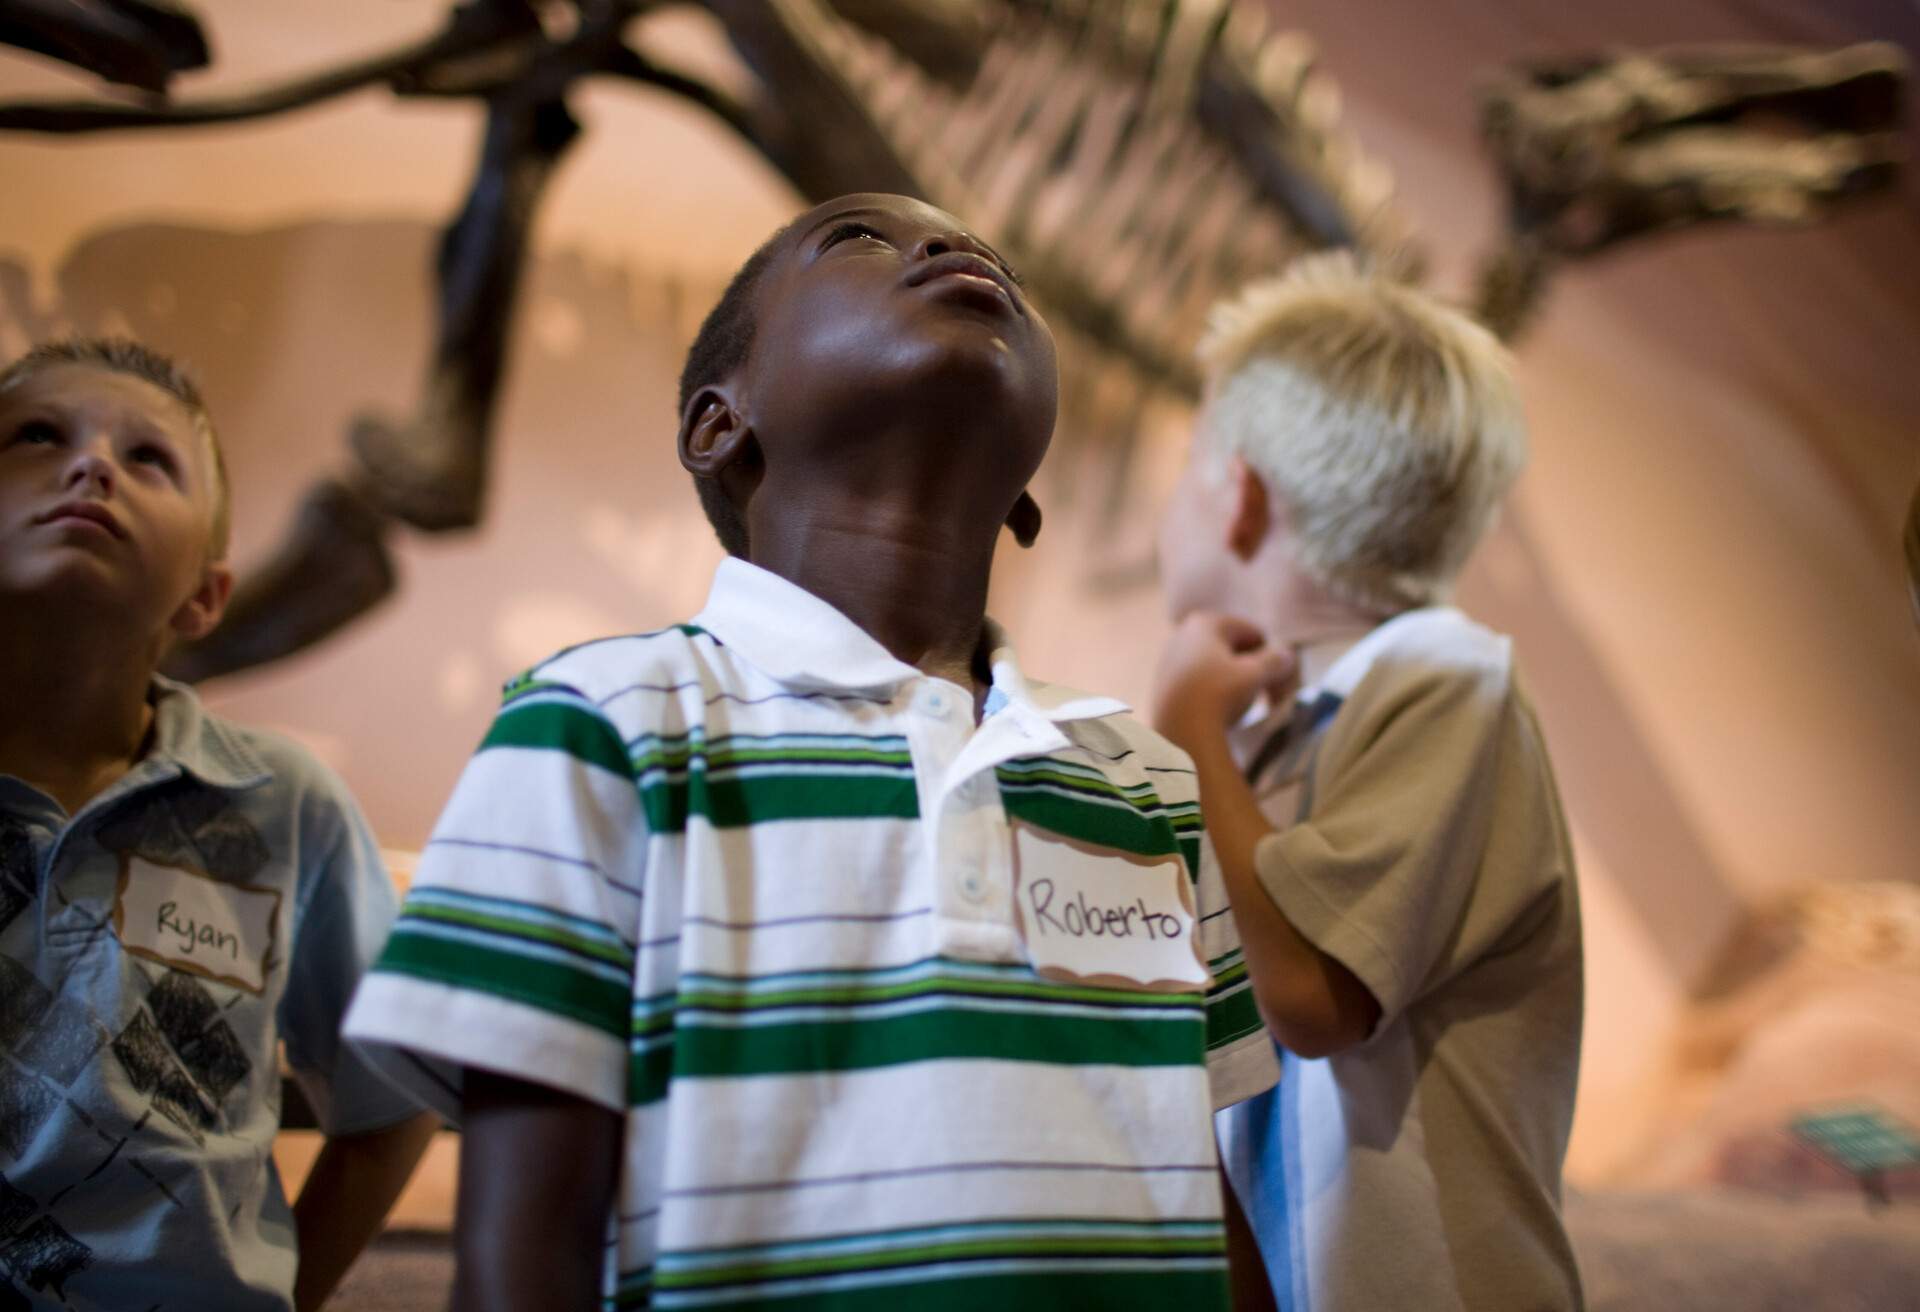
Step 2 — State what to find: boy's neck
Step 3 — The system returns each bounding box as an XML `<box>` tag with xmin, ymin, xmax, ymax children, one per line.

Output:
<box><xmin>748</xmin><ymin>495</ymin><xmax>999</xmax><ymax>698</ymax></box>
<box><xmin>0</xmin><ymin>600</ymin><xmax>163</xmax><ymax>814</ymax></box>
<box><xmin>1241</xmin><ymin>565</ymin><xmax>1390</xmax><ymax>679</ymax></box>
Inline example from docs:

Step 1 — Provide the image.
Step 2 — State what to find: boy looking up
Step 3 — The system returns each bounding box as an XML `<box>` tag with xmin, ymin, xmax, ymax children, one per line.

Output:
<box><xmin>1153</xmin><ymin>255</ymin><xmax>1586</xmax><ymax>1311</ymax></box>
<box><xmin>345</xmin><ymin>193</ymin><xmax>1282</xmax><ymax>1311</ymax></box>
<box><xmin>0</xmin><ymin>339</ymin><xmax>437</xmax><ymax>1311</ymax></box>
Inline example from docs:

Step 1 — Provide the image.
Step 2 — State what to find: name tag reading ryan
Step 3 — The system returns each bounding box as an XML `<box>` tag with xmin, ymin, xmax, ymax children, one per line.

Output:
<box><xmin>114</xmin><ymin>856</ymin><xmax>281</xmax><ymax>995</ymax></box>
<box><xmin>1011</xmin><ymin>823</ymin><xmax>1212</xmax><ymax>993</ymax></box>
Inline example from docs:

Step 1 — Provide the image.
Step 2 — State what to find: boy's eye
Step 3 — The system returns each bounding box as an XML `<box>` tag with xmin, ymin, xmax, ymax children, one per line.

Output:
<box><xmin>820</xmin><ymin>222</ymin><xmax>890</xmax><ymax>252</ymax></box>
<box><xmin>7</xmin><ymin>420</ymin><xmax>60</xmax><ymax>447</ymax></box>
<box><xmin>131</xmin><ymin>444</ymin><xmax>179</xmax><ymax>476</ymax></box>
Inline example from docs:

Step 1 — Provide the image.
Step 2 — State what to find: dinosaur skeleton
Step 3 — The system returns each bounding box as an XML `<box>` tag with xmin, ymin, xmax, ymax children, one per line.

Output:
<box><xmin>1475</xmin><ymin>42</ymin><xmax>1904</xmax><ymax>338</ymax></box>
<box><xmin>0</xmin><ymin>1</ymin><xmax>1905</xmax><ymax>680</ymax></box>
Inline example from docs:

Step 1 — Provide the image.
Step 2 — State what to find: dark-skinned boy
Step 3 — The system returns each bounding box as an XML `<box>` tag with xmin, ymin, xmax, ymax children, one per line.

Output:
<box><xmin>345</xmin><ymin>193</ymin><xmax>1288</xmax><ymax>1312</ymax></box>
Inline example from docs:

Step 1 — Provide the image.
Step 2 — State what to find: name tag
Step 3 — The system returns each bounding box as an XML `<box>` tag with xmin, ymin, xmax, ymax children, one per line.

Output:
<box><xmin>113</xmin><ymin>856</ymin><xmax>281</xmax><ymax>995</ymax></box>
<box><xmin>1011</xmin><ymin>823</ymin><xmax>1211</xmax><ymax>993</ymax></box>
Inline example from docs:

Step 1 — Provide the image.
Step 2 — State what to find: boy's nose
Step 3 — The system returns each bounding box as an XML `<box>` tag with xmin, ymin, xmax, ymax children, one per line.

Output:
<box><xmin>63</xmin><ymin>445</ymin><xmax>116</xmax><ymax>497</ymax></box>
<box><xmin>909</xmin><ymin>229</ymin><xmax>995</xmax><ymax>264</ymax></box>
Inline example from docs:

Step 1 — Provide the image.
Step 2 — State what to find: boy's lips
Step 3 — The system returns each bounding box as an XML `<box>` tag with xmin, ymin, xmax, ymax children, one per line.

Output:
<box><xmin>37</xmin><ymin>500</ymin><xmax>125</xmax><ymax>539</ymax></box>
<box><xmin>903</xmin><ymin>252</ymin><xmax>1021</xmax><ymax>314</ymax></box>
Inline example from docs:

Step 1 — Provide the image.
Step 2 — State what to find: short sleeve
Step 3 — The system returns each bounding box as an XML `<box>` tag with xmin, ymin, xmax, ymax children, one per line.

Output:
<box><xmin>1194</xmin><ymin>831</ymin><xmax>1282</xmax><ymax>1110</ymax></box>
<box><xmin>278</xmin><ymin>765</ymin><xmax>426</xmax><ymax>1137</ymax></box>
<box><xmin>1254</xmin><ymin>656</ymin><xmax>1558</xmax><ymax>1031</ymax></box>
<box><xmin>342</xmin><ymin>679</ymin><xmax>648</xmax><ymax>1122</ymax></box>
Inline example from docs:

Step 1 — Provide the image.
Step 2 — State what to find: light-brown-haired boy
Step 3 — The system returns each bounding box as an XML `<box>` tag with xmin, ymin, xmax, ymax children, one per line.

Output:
<box><xmin>0</xmin><ymin>339</ymin><xmax>436</xmax><ymax>1311</ymax></box>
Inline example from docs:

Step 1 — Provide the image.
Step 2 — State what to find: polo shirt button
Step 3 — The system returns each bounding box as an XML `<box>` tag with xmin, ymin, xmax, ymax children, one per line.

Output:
<box><xmin>956</xmin><ymin>867</ymin><xmax>987</xmax><ymax>903</ymax></box>
<box><xmin>916</xmin><ymin>686</ymin><xmax>953</xmax><ymax>718</ymax></box>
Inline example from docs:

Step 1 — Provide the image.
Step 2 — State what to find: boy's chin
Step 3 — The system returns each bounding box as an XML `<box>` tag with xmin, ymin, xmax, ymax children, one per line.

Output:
<box><xmin>1161</xmin><ymin>592</ymin><xmax>1203</xmax><ymax>625</ymax></box>
<box><xmin>887</xmin><ymin>321</ymin><xmax>1052</xmax><ymax>407</ymax></box>
<box><xmin>1157</xmin><ymin>564</ymin><xmax>1215</xmax><ymax>624</ymax></box>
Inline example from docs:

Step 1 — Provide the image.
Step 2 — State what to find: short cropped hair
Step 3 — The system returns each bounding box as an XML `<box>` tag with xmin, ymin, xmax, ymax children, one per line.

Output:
<box><xmin>677</xmin><ymin>218</ymin><xmax>803</xmax><ymax>559</ymax></box>
<box><xmin>0</xmin><ymin>337</ymin><xmax>232</xmax><ymax>559</ymax></box>
<box><xmin>1196</xmin><ymin>252</ymin><xmax>1524</xmax><ymax>614</ymax></box>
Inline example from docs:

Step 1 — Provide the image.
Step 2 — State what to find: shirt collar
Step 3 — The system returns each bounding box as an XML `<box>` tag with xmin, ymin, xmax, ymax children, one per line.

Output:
<box><xmin>1236</xmin><ymin>612</ymin><xmax>1429</xmax><ymax>738</ymax></box>
<box><xmin>693</xmin><ymin>558</ymin><xmax>1127</xmax><ymax>725</ymax></box>
<box><xmin>981</xmin><ymin>621</ymin><xmax>1130</xmax><ymax>724</ymax></box>
<box><xmin>147</xmin><ymin>675</ymin><xmax>273</xmax><ymax>791</ymax></box>
<box><xmin>1310</xmin><ymin>606</ymin><xmax>1463</xmax><ymax>701</ymax></box>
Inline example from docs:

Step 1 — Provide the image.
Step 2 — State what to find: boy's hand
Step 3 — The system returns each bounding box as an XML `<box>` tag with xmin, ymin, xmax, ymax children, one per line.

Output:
<box><xmin>1152</xmin><ymin>612</ymin><xmax>1299</xmax><ymax>747</ymax></box>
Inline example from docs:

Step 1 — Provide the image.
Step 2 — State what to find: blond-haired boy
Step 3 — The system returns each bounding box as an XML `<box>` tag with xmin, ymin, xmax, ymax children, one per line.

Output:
<box><xmin>1153</xmin><ymin>254</ymin><xmax>1585</xmax><ymax>1311</ymax></box>
<box><xmin>0</xmin><ymin>339</ymin><xmax>437</xmax><ymax>1311</ymax></box>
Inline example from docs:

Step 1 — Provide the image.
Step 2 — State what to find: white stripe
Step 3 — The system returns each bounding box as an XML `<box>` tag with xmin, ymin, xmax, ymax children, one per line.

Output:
<box><xmin>628</xmin><ymin>733</ymin><xmax>909</xmax><ymax>757</ymax></box>
<box><xmin>420</xmin><ymin>746</ymin><xmax>645</xmax><ymax>914</ymax></box>
<box><xmin>652</xmin><ymin>1061</ymin><xmax>1221</xmax><ymax>1250</ymax></box>
<box><xmin>634</xmin><ymin>760</ymin><xmax>914</xmax><ymax>787</ymax></box>
<box><xmin>344</xmin><ymin>974</ymin><xmax>626</xmax><ymax>1115</ymax></box>
<box><xmin>678</xmin><ymin>992</ymin><xmax>1195</xmax><ymax>1029</ymax></box>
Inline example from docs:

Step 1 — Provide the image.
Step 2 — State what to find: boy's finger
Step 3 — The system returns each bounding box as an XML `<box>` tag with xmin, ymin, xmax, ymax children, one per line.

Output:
<box><xmin>1209</xmin><ymin>613</ymin><xmax>1267</xmax><ymax>653</ymax></box>
<box><xmin>1224</xmin><ymin>648</ymin><xmax>1285</xmax><ymax>691</ymax></box>
<box><xmin>1264</xmin><ymin>646</ymin><xmax>1300</xmax><ymax>685</ymax></box>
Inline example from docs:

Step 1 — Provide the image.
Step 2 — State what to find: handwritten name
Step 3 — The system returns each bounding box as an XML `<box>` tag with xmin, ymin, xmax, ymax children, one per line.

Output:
<box><xmin>157</xmin><ymin>901</ymin><xmax>240</xmax><ymax>960</ymax></box>
<box><xmin>1026</xmin><ymin>878</ymin><xmax>1184</xmax><ymax>941</ymax></box>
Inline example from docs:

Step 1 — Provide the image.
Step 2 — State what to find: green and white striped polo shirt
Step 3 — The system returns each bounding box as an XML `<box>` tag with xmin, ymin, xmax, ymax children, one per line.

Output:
<box><xmin>345</xmin><ymin>559</ymin><xmax>1277</xmax><ymax>1311</ymax></box>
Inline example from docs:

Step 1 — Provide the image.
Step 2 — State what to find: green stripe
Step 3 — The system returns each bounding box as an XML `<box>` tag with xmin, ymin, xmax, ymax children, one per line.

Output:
<box><xmin>1204</xmin><ymin>983</ymin><xmax>1265</xmax><ymax>1052</ymax></box>
<box><xmin>375</xmin><ymin>930</ymin><xmax>628</xmax><ymax>1038</ymax></box>
<box><xmin>638</xmin><ymin>773</ymin><xmax>919</xmax><ymax>833</ymax></box>
<box><xmin>500</xmin><ymin>675</ymin><xmax>577</xmax><ymax>705</ymax></box>
<box><xmin>661</xmin><ymin>1232</ymin><xmax>1223</xmax><ymax>1289</ymax></box>
<box><xmin>403</xmin><ymin>902</ymin><xmax>632</xmax><ymax>969</ymax></box>
<box><xmin>996</xmin><ymin>762</ymin><xmax>1162</xmax><ymax>802</ymax></box>
<box><xmin>653</xmin><ymin>1266</ymin><xmax>1227</xmax><ymax>1312</ymax></box>
<box><xmin>671</xmin><ymin>1004</ymin><xmax>1203</xmax><ymax>1078</ymax></box>
<box><xmin>629</xmin><ymin>1037</ymin><xmax>673</xmax><ymax>1105</ymax></box>
<box><xmin>608</xmin><ymin>1269</ymin><xmax>652</xmax><ymax>1312</ymax></box>
<box><xmin>632</xmin><ymin>745</ymin><xmax>913</xmax><ymax>771</ymax></box>
<box><xmin>482</xmin><ymin>699</ymin><xmax>633</xmax><ymax>779</ymax></box>
<box><xmin>666</xmin><ymin>1216</ymin><xmax>1218</xmax><ymax>1264</ymax></box>
<box><xmin>704</xmin><ymin>746</ymin><xmax>912</xmax><ymax>767</ymax></box>
<box><xmin>630</xmin><ymin>731</ymin><xmax>909</xmax><ymax>760</ymax></box>
<box><xmin>998</xmin><ymin>786</ymin><xmax>1182</xmax><ymax>866</ymax></box>
<box><xmin>1203</xmin><ymin>957</ymin><xmax>1265</xmax><ymax>1051</ymax></box>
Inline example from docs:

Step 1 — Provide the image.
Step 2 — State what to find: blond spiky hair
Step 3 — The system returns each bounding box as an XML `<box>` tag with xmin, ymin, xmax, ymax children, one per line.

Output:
<box><xmin>1195</xmin><ymin>251</ymin><xmax>1525</xmax><ymax>614</ymax></box>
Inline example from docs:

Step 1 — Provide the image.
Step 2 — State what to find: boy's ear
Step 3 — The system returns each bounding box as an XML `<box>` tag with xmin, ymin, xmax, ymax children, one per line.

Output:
<box><xmin>1006</xmin><ymin>490</ymin><xmax>1043</xmax><ymax>548</ymax></box>
<box><xmin>169</xmin><ymin>562</ymin><xmax>234</xmax><ymax>643</ymax></box>
<box><xmin>678</xmin><ymin>386</ymin><xmax>754</xmax><ymax>479</ymax></box>
<box><xmin>1225</xmin><ymin>456</ymin><xmax>1270</xmax><ymax>561</ymax></box>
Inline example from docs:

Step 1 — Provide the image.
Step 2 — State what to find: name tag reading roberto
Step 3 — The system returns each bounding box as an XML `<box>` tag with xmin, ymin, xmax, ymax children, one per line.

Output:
<box><xmin>114</xmin><ymin>856</ymin><xmax>281</xmax><ymax>995</ymax></box>
<box><xmin>1011</xmin><ymin>823</ymin><xmax>1211</xmax><ymax>993</ymax></box>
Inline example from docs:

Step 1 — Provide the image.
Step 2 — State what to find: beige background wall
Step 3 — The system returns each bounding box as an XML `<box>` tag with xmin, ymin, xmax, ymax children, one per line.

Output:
<box><xmin>4</xmin><ymin>0</ymin><xmax>1917</xmax><ymax>1182</ymax></box>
